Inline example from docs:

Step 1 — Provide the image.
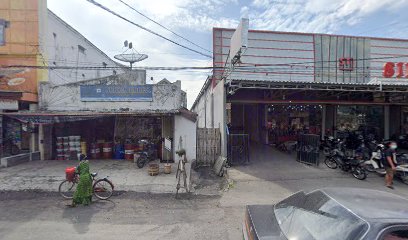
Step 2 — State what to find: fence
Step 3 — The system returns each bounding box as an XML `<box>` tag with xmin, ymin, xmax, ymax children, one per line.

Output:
<box><xmin>297</xmin><ymin>134</ymin><xmax>320</xmax><ymax>166</ymax></box>
<box><xmin>196</xmin><ymin>128</ymin><xmax>221</xmax><ymax>166</ymax></box>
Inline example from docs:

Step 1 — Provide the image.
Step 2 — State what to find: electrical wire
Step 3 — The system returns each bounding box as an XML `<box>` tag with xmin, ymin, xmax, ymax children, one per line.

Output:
<box><xmin>2</xmin><ymin>54</ymin><xmax>407</xmax><ymax>72</ymax></box>
<box><xmin>86</xmin><ymin>0</ymin><xmax>212</xmax><ymax>58</ymax></box>
<box><xmin>117</xmin><ymin>0</ymin><xmax>212</xmax><ymax>54</ymax></box>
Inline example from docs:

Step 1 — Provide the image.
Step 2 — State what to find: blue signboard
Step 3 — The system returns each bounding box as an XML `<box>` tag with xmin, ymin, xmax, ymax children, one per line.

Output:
<box><xmin>80</xmin><ymin>85</ymin><xmax>153</xmax><ymax>102</ymax></box>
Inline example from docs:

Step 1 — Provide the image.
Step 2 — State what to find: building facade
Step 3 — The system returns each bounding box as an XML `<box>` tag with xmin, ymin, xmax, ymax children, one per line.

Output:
<box><xmin>0</xmin><ymin>0</ymin><xmax>123</xmax><ymax>156</ymax></box>
<box><xmin>192</xmin><ymin>21</ymin><xmax>408</xmax><ymax>161</ymax></box>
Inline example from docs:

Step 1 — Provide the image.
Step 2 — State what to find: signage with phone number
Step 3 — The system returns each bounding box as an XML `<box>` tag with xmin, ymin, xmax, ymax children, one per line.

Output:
<box><xmin>80</xmin><ymin>85</ymin><xmax>153</xmax><ymax>102</ymax></box>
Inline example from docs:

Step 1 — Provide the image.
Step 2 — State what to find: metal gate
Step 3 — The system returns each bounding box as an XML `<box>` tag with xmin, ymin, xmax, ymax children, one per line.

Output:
<box><xmin>196</xmin><ymin>128</ymin><xmax>221</xmax><ymax>166</ymax></box>
<box><xmin>297</xmin><ymin>134</ymin><xmax>320</xmax><ymax>166</ymax></box>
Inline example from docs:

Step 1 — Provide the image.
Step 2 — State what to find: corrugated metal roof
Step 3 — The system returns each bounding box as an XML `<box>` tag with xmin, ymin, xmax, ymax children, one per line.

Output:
<box><xmin>230</xmin><ymin>79</ymin><xmax>408</xmax><ymax>87</ymax></box>
<box><xmin>2</xmin><ymin>109</ymin><xmax>181</xmax><ymax>124</ymax></box>
<box><xmin>2</xmin><ymin>109</ymin><xmax>180</xmax><ymax>116</ymax></box>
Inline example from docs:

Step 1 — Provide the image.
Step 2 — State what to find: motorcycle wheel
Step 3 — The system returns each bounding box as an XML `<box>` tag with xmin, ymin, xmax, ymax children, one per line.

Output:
<box><xmin>400</xmin><ymin>176</ymin><xmax>408</xmax><ymax>185</ymax></box>
<box><xmin>325</xmin><ymin>157</ymin><xmax>337</xmax><ymax>169</ymax></box>
<box><xmin>352</xmin><ymin>167</ymin><xmax>367</xmax><ymax>180</ymax></box>
<box><xmin>136</xmin><ymin>157</ymin><xmax>146</xmax><ymax>168</ymax></box>
<box><xmin>364</xmin><ymin>164</ymin><xmax>375</xmax><ymax>173</ymax></box>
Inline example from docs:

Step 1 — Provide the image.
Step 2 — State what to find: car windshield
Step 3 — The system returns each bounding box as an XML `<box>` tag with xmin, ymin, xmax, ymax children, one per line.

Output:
<box><xmin>274</xmin><ymin>190</ymin><xmax>369</xmax><ymax>240</ymax></box>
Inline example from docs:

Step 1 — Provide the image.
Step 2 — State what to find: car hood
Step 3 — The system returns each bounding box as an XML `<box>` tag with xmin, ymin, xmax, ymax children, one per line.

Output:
<box><xmin>247</xmin><ymin>205</ymin><xmax>286</xmax><ymax>240</ymax></box>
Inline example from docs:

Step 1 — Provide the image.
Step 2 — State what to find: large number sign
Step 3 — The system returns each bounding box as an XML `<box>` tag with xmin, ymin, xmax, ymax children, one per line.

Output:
<box><xmin>383</xmin><ymin>62</ymin><xmax>408</xmax><ymax>78</ymax></box>
<box><xmin>80</xmin><ymin>85</ymin><xmax>153</xmax><ymax>102</ymax></box>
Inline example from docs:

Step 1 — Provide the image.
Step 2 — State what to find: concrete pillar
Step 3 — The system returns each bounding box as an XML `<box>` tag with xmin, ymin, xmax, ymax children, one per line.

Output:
<box><xmin>29</xmin><ymin>104</ymin><xmax>38</xmax><ymax>154</ymax></box>
<box><xmin>39</xmin><ymin>124</ymin><xmax>45</xmax><ymax>160</ymax></box>
<box><xmin>321</xmin><ymin>105</ymin><xmax>326</xmax><ymax>140</ymax></box>
<box><xmin>265</xmin><ymin>105</ymin><xmax>269</xmax><ymax>144</ymax></box>
<box><xmin>38</xmin><ymin>124</ymin><xmax>53</xmax><ymax>160</ymax></box>
<box><xmin>325</xmin><ymin>105</ymin><xmax>335</xmax><ymax>137</ymax></box>
<box><xmin>384</xmin><ymin>105</ymin><xmax>390</xmax><ymax>140</ymax></box>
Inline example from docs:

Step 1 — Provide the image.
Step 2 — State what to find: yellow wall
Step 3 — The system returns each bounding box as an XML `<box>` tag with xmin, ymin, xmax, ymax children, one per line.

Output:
<box><xmin>0</xmin><ymin>0</ymin><xmax>47</xmax><ymax>102</ymax></box>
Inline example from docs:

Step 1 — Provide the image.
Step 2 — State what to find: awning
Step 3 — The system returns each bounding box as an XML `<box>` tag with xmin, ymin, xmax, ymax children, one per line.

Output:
<box><xmin>2</xmin><ymin>109</ymin><xmax>180</xmax><ymax>124</ymax></box>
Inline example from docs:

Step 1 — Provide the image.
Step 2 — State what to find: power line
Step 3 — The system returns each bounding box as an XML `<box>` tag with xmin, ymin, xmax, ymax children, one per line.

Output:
<box><xmin>86</xmin><ymin>0</ymin><xmax>212</xmax><ymax>59</ymax></box>
<box><xmin>2</xmin><ymin>54</ymin><xmax>407</xmax><ymax>71</ymax></box>
<box><xmin>117</xmin><ymin>0</ymin><xmax>212</xmax><ymax>54</ymax></box>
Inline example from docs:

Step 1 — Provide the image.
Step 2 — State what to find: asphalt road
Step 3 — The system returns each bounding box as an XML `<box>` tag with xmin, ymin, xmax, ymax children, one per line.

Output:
<box><xmin>0</xmin><ymin>191</ymin><xmax>243</xmax><ymax>240</ymax></box>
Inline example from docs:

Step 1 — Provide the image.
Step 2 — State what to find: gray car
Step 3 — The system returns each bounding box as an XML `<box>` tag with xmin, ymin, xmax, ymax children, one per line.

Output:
<box><xmin>243</xmin><ymin>188</ymin><xmax>408</xmax><ymax>240</ymax></box>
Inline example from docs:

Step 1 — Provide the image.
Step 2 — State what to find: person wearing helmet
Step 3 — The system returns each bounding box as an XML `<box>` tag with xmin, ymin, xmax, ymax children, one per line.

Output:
<box><xmin>384</xmin><ymin>141</ymin><xmax>398</xmax><ymax>189</ymax></box>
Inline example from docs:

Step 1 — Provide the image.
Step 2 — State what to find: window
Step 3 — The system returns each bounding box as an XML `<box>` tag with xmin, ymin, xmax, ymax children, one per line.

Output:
<box><xmin>78</xmin><ymin>45</ymin><xmax>86</xmax><ymax>54</ymax></box>
<box><xmin>274</xmin><ymin>191</ymin><xmax>369</xmax><ymax>240</ymax></box>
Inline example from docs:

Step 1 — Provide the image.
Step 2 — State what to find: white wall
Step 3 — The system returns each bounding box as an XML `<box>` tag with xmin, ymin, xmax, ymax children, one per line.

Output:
<box><xmin>43</xmin><ymin>10</ymin><xmax>123</xmax><ymax>84</ymax></box>
<box><xmin>213</xmin><ymin>79</ymin><xmax>226</xmax><ymax>157</ymax></box>
<box><xmin>174</xmin><ymin>115</ymin><xmax>196</xmax><ymax>161</ymax></box>
<box><xmin>191</xmin><ymin>78</ymin><xmax>213</xmax><ymax>128</ymax></box>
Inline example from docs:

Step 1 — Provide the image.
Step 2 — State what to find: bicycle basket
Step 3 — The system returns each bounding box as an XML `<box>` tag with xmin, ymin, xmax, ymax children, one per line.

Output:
<box><xmin>65</xmin><ymin>167</ymin><xmax>76</xmax><ymax>182</ymax></box>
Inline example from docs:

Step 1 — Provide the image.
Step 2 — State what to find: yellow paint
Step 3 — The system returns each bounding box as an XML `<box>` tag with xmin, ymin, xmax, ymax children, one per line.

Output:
<box><xmin>0</xmin><ymin>0</ymin><xmax>48</xmax><ymax>102</ymax></box>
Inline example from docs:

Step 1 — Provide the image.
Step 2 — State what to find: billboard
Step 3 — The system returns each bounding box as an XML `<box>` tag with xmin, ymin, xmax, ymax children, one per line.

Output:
<box><xmin>80</xmin><ymin>85</ymin><xmax>153</xmax><ymax>102</ymax></box>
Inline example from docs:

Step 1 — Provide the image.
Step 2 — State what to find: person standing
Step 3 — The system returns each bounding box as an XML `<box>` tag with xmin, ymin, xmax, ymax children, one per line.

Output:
<box><xmin>384</xmin><ymin>141</ymin><xmax>398</xmax><ymax>189</ymax></box>
<box><xmin>71</xmin><ymin>160</ymin><xmax>93</xmax><ymax>206</ymax></box>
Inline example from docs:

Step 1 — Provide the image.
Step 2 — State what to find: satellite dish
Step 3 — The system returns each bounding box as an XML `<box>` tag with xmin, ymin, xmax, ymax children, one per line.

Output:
<box><xmin>115</xmin><ymin>41</ymin><xmax>148</xmax><ymax>68</ymax></box>
<box><xmin>7</xmin><ymin>77</ymin><xmax>26</xmax><ymax>86</ymax></box>
<box><xmin>114</xmin><ymin>53</ymin><xmax>148</xmax><ymax>63</ymax></box>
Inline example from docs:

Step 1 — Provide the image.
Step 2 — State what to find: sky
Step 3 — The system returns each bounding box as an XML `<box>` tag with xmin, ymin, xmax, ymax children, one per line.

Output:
<box><xmin>47</xmin><ymin>0</ymin><xmax>408</xmax><ymax>108</ymax></box>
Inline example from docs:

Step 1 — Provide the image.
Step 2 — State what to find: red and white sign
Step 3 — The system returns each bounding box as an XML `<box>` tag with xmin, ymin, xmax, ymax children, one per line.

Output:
<box><xmin>339</xmin><ymin>58</ymin><xmax>354</xmax><ymax>71</ymax></box>
<box><xmin>383</xmin><ymin>62</ymin><xmax>408</xmax><ymax>78</ymax></box>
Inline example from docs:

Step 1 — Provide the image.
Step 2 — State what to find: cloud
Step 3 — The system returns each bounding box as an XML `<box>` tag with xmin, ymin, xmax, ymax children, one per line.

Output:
<box><xmin>47</xmin><ymin>0</ymin><xmax>408</xmax><ymax>108</ymax></box>
<box><xmin>249</xmin><ymin>0</ymin><xmax>408</xmax><ymax>33</ymax></box>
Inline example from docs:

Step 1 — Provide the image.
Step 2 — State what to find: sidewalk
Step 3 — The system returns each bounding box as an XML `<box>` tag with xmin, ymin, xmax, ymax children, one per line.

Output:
<box><xmin>0</xmin><ymin>160</ymin><xmax>190</xmax><ymax>194</ymax></box>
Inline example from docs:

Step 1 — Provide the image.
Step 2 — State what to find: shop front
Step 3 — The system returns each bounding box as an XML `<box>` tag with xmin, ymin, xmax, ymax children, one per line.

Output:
<box><xmin>227</xmin><ymin>83</ymin><xmax>408</xmax><ymax>145</ymax></box>
<box><xmin>191</xmin><ymin>23</ymin><xmax>408</xmax><ymax>163</ymax></box>
<box><xmin>3</xmin><ymin>72</ymin><xmax>196</xmax><ymax>163</ymax></box>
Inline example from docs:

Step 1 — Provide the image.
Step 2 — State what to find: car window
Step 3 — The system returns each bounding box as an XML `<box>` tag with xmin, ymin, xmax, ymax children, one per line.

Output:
<box><xmin>274</xmin><ymin>190</ymin><xmax>369</xmax><ymax>240</ymax></box>
<box><xmin>382</xmin><ymin>230</ymin><xmax>408</xmax><ymax>240</ymax></box>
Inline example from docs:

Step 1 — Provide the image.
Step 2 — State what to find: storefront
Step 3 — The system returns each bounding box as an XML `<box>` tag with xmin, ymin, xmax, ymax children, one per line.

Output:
<box><xmin>192</xmin><ymin>22</ymin><xmax>408</xmax><ymax>161</ymax></box>
<box><xmin>4</xmin><ymin>72</ymin><xmax>197</xmax><ymax>162</ymax></box>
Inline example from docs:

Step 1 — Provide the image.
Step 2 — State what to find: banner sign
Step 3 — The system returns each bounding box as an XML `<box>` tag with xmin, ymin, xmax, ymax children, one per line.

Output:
<box><xmin>0</xmin><ymin>100</ymin><xmax>18</xmax><ymax>110</ymax></box>
<box><xmin>80</xmin><ymin>85</ymin><xmax>153</xmax><ymax>102</ymax></box>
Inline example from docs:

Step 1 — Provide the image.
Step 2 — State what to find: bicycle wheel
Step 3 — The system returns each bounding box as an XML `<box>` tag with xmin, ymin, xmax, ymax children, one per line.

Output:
<box><xmin>93</xmin><ymin>179</ymin><xmax>114</xmax><ymax>200</ymax></box>
<box><xmin>59</xmin><ymin>180</ymin><xmax>76</xmax><ymax>199</ymax></box>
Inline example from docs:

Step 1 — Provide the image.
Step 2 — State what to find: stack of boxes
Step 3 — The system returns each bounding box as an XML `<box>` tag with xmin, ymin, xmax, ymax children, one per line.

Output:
<box><xmin>56</xmin><ymin>136</ymin><xmax>81</xmax><ymax>160</ymax></box>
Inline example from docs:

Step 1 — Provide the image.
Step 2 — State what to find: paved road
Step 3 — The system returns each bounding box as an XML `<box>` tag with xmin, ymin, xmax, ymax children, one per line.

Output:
<box><xmin>0</xmin><ymin>191</ymin><xmax>241</xmax><ymax>240</ymax></box>
<box><xmin>3</xmin><ymin>144</ymin><xmax>408</xmax><ymax>240</ymax></box>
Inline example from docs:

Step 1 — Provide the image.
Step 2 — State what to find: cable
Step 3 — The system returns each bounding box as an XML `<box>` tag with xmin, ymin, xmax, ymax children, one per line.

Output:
<box><xmin>86</xmin><ymin>0</ymin><xmax>212</xmax><ymax>59</ymax></box>
<box><xmin>117</xmin><ymin>0</ymin><xmax>212</xmax><ymax>54</ymax></box>
<box><xmin>2</xmin><ymin>54</ymin><xmax>407</xmax><ymax>71</ymax></box>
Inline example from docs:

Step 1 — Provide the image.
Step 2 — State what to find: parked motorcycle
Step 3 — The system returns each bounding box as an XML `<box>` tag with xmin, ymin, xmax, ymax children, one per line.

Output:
<box><xmin>321</xmin><ymin>136</ymin><xmax>336</xmax><ymax>156</ymax></box>
<box><xmin>397</xmin><ymin>134</ymin><xmax>408</xmax><ymax>149</ymax></box>
<box><xmin>324</xmin><ymin>139</ymin><xmax>367</xmax><ymax>180</ymax></box>
<box><xmin>395</xmin><ymin>153</ymin><xmax>408</xmax><ymax>185</ymax></box>
<box><xmin>363</xmin><ymin>141</ymin><xmax>386</xmax><ymax>175</ymax></box>
<box><xmin>136</xmin><ymin>139</ymin><xmax>158</xmax><ymax>168</ymax></box>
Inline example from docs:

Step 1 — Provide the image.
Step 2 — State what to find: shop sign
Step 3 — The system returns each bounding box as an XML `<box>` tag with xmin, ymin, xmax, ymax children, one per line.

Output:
<box><xmin>339</xmin><ymin>58</ymin><xmax>354</xmax><ymax>71</ymax></box>
<box><xmin>383</xmin><ymin>62</ymin><xmax>408</xmax><ymax>78</ymax></box>
<box><xmin>0</xmin><ymin>100</ymin><xmax>18</xmax><ymax>110</ymax></box>
<box><xmin>80</xmin><ymin>85</ymin><xmax>153</xmax><ymax>102</ymax></box>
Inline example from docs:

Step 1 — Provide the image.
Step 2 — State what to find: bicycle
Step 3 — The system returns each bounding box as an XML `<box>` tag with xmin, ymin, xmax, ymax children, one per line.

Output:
<box><xmin>58</xmin><ymin>157</ymin><xmax>114</xmax><ymax>200</ymax></box>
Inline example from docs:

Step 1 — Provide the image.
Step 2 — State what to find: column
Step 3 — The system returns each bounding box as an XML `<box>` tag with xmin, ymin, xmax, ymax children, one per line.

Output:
<box><xmin>384</xmin><ymin>105</ymin><xmax>390</xmax><ymax>140</ymax></box>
